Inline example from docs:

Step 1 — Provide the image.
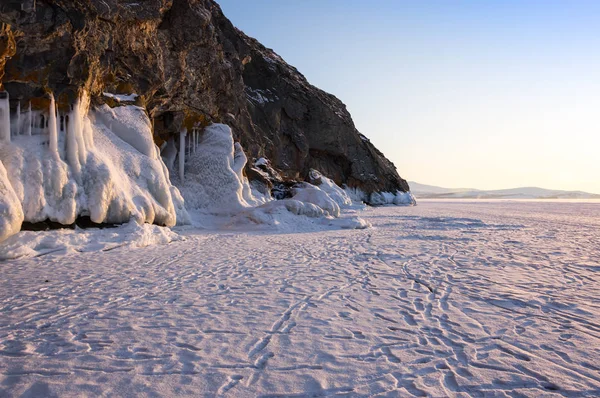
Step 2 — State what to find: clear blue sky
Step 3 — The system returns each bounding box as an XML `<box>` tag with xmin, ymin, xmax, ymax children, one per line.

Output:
<box><xmin>218</xmin><ymin>0</ymin><xmax>600</xmax><ymax>193</ymax></box>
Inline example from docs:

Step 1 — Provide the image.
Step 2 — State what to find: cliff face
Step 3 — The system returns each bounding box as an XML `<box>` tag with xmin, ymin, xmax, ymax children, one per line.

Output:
<box><xmin>0</xmin><ymin>0</ymin><xmax>409</xmax><ymax>194</ymax></box>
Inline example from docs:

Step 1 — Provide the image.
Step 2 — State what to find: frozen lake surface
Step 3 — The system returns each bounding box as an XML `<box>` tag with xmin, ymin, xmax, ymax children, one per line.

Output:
<box><xmin>1</xmin><ymin>201</ymin><xmax>599</xmax><ymax>397</ymax></box>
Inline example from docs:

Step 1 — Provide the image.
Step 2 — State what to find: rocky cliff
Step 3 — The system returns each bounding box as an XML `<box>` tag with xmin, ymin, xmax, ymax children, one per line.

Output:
<box><xmin>0</xmin><ymin>0</ymin><xmax>409</xmax><ymax>196</ymax></box>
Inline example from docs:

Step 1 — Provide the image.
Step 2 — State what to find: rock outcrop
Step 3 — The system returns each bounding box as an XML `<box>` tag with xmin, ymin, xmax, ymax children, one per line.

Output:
<box><xmin>0</xmin><ymin>0</ymin><xmax>409</xmax><ymax>196</ymax></box>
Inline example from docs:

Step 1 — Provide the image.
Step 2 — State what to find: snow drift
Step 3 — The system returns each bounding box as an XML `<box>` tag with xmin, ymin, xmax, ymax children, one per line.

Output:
<box><xmin>0</xmin><ymin>93</ymin><xmax>188</xmax><ymax>242</ymax></box>
<box><xmin>0</xmin><ymin>221</ymin><xmax>183</xmax><ymax>261</ymax></box>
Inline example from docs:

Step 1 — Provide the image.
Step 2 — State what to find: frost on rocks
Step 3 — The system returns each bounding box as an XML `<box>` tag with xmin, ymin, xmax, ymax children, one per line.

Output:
<box><xmin>394</xmin><ymin>191</ymin><xmax>417</xmax><ymax>205</ymax></box>
<box><xmin>254</xmin><ymin>157</ymin><xmax>269</xmax><ymax>167</ymax></box>
<box><xmin>94</xmin><ymin>104</ymin><xmax>156</xmax><ymax>158</ymax></box>
<box><xmin>370</xmin><ymin>191</ymin><xmax>397</xmax><ymax>205</ymax></box>
<box><xmin>308</xmin><ymin>169</ymin><xmax>352</xmax><ymax>207</ymax></box>
<box><xmin>291</xmin><ymin>183</ymin><xmax>341</xmax><ymax>217</ymax></box>
<box><xmin>344</xmin><ymin>186</ymin><xmax>368</xmax><ymax>204</ymax></box>
<box><xmin>177</xmin><ymin>123</ymin><xmax>260</xmax><ymax>213</ymax></box>
<box><xmin>369</xmin><ymin>190</ymin><xmax>417</xmax><ymax>206</ymax></box>
<box><xmin>0</xmin><ymin>93</ymin><xmax>188</xmax><ymax>242</ymax></box>
<box><xmin>0</xmin><ymin>91</ymin><xmax>10</xmax><ymax>142</ymax></box>
<box><xmin>229</xmin><ymin>199</ymin><xmax>370</xmax><ymax>233</ymax></box>
<box><xmin>102</xmin><ymin>92</ymin><xmax>139</xmax><ymax>103</ymax></box>
<box><xmin>174</xmin><ymin>124</ymin><xmax>367</xmax><ymax>230</ymax></box>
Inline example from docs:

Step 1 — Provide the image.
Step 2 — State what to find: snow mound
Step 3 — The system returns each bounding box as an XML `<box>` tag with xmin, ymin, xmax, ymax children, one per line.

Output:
<box><xmin>291</xmin><ymin>183</ymin><xmax>341</xmax><ymax>217</ymax></box>
<box><xmin>370</xmin><ymin>190</ymin><xmax>417</xmax><ymax>206</ymax></box>
<box><xmin>308</xmin><ymin>169</ymin><xmax>352</xmax><ymax>207</ymax></box>
<box><xmin>94</xmin><ymin>104</ymin><xmax>156</xmax><ymax>158</ymax></box>
<box><xmin>0</xmin><ymin>95</ymin><xmax>189</xmax><ymax>242</ymax></box>
<box><xmin>228</xmin><ymin>200</ymin><xmax>370</xmax><ymax>232</ymax></box>
<box><xmin>394</xmin><ymin>191</ymin><xmax>417</xmax><ymax>205</ymax></box>
<box><xmin>0</xmin><ymin>221</ymin><xmax>182</xmax><ymax>261</ymax></box>
<box><xmin>344</xmin><ymin>186</ymin><xmax>369</xmax><ymax>204</ymax></box>
<box><xmin>344</xmin><ymin>186</ymin><xmax>416</xmax><ymax>206</ymax></box>
<box><xmin>177</xmin><ymin>124</ymin><xmax>266</xmax><ymax>213</ymax></box>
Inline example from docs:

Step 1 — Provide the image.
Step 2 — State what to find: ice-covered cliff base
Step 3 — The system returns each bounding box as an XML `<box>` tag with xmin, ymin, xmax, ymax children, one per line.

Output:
<box><xmin>0</xmin><ymin>93</ymin><xmax>188</xmax><ymax>243</ymax></box>
<box><xmin>0</xmin><ymin>96</ymin><xmax>413</xmax><ymax>247</ymax></box>
<box><xmin>175</xmin><ymin>124</ymin><xmax>371</xmax><ymax>233</ymax></box>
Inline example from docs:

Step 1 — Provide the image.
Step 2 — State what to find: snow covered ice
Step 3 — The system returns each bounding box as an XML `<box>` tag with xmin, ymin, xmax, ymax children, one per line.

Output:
<box><xmin>1</xmin><ymin>200</ymin><xmax>599</xmax><ymax>397</ymax></box>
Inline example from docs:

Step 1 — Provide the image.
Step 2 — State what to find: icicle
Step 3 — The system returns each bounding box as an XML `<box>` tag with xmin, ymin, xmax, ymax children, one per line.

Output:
<box><xmin>179</xmin><ymin>128</ymin><xmax>187</xmax><ymax>182</ymax></box>
<box><xmin>26</xmin><ymin>102</ymin><xmax>32</xmax><ymax>136</ymax></box>
<box><xmin>48</xmin><ymin>94</ymin><xmax>58</xmax><ymax>153</ymax></box>
<box><xmin>193</xmin><ymin>129</ymin><xmax>197</xmax><ymax>153</ymax></box>
<box><xmin>78</xmin><ymin>91</ymin><xmax>94</xmax><ymax>151</ymax></box>
<box><xmin>66</xmin><ymin>110</ymin><xmax>81</xmax><ymax>177</ymax></box>
<box><xmin>15</xmin><ymin>102</ymin><xmax>20</xmax><ymax>136</ymax></box>
<box><xmin>74</xmin><ymin>97</ymin><xmax>87</xmax><ymax>163</ymax></box>
<box><xmin>0</xmin><ymin>91</ymin><xmax>10</xmax><ymax>142</ymax></box>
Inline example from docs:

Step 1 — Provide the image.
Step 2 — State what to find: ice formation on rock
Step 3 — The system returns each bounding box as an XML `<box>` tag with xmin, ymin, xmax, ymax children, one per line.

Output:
<box><xmin>175</xmin><ymin>124</ymin><xmax>366</xmax><ymax>230</ymax></box>
<box><xmin>369</xmin><ymin>190</ymin><xmax>417</xmax><ymax>206</ymax></box>
<box><xmin>291</xmin><ymin>183</ymin><xmax>341</xmax><ymax>218</ymax></box>
<box><xmin>0</xmin><ymin>91</ymin><xmax>189</xmax><ymax>242</ymax></box>
<box><xmin>343</xmin><ymin>184</ymin><xmax>416</xmax><ymax>206</ymax></box>
<box><xmin>0</xmin><ymin>160</ymin><xmax>23</xmax><ymax>241</ymax></box>
<box><xmin>179</xmin><ymin>128</ymin><xmax>186</xmax><ymax>182</ymax></box>
<box><xmin>0</xmin><ymin>92</ymin><xmax>10</xmax><ymax>142</ymax></box>
<box><xmin>25</xmin><ymin>102</ymin><xmax>32</xmax><ymax>136</ymax></box>
<box><xmin>177</xmin><ymin>124</ymin><xmax>261</xmax><ymax>213</ymax></box>
<box><xmin>0</xmin><ymin>93</ymin><xmax>375</xmax><ymax>243</ymax></box>
<box><xmin>48</xmin><ymin>94</ymin><xmax>58</xmax><ymax>153</ymax></box>
<box><xmin>308</xmin><ymin>169</ymin><xmax>352</xmax><ymax>207</ymax></box>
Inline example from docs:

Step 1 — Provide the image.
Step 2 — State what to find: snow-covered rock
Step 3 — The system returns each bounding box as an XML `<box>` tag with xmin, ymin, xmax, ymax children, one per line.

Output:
<box><xmin>308</xmin><ymin>169</ymin><xmax>352</xmax><ymax>208</ymax></box>
<box><xmin>344</xmin><ymin>186</ymin><xmax>368</xmax><ymax>204</ymax></box>
<box><xmin>94</xmin><ymin>104</ymin><xmax>156</xmax><ymax>158</ymax></box>
<box><xmin>176</xmin><ymin>124</ymin><xmax>266</xmax><ymax>213</ymax></box>
<box><xmin>369</xmin><ymin>190</ymin><xmax>417</xmax><ymax>206</ymax></box>
<box><xmin>0</xmin><ymin>96</ymin><xmax>188</xmax><ymax>242</ymax></box>
<box><xmin>291</xmin><ymin>183</ymin><xmax>341</xmax><ymax>217</ymax></box>
<box><xmin>254</xmin><ymin>157</ymin><xmax>269</xmax><ymax>167</ymax></box>
<box><xmin>228</xmin><ymin>199</ymin><xmax>369</xmax><ymax>232</ymax></box>
<box><xmin>394</xmin><ymin>191</ymin><xmax>417</xmax><ymax>205</ymax></box>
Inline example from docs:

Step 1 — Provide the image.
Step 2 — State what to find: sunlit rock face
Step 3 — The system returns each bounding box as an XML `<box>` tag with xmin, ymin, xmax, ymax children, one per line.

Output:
<box><xmin>0</xmin><ymin>0</ymin><xmax>409</xmax><ymax>198</ymax></box>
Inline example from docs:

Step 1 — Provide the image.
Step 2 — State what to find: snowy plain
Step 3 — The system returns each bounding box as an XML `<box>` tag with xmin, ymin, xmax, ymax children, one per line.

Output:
<box><xmin>1</xmin><ymin>200</ymin><xmax>599</xmax><ymax>397</ymax></box>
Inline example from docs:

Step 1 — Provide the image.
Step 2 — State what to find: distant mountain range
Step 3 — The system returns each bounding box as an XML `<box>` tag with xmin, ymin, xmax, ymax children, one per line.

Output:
<box><xmin>409</xmin><ymin>182</ymin><xmax>600</xmax><ymax>200</ymax></box>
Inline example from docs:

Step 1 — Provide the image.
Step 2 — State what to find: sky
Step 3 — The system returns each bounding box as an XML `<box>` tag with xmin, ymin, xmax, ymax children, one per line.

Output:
<box><xmin>218</xmin><ymin>0</ymin><xmax>600</xmax><ymax>193</ymax></box>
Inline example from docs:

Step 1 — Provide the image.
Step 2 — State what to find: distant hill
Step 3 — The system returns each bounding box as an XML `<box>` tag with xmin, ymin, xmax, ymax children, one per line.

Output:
<box><xmin>409</xmin><ymin>182</ymin><xmax>600</xmax><ymax>200</ymax></box>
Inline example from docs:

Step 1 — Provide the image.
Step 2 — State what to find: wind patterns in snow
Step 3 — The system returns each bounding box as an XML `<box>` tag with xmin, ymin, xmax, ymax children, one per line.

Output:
<box><xmin>1</xmin><ymin>202</ymin><xmax>598</xmax><ymax>396</ymax></box>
